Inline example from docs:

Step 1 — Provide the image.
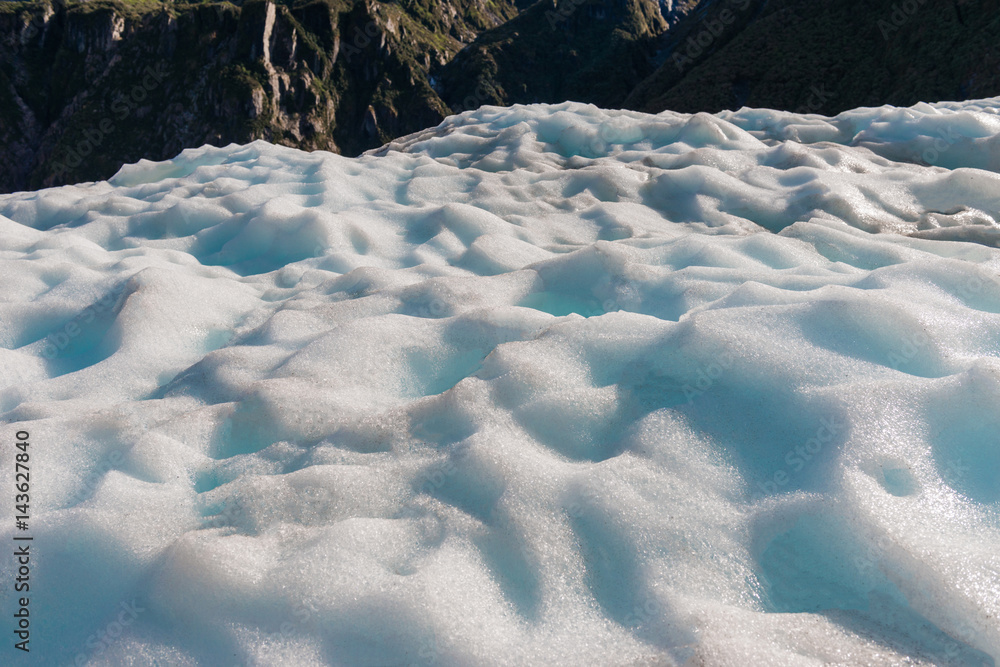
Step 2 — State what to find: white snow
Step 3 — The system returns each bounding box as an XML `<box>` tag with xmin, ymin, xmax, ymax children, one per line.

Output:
<box><xmin>2</xmin><ymin>99</ymin><xmax>1000</xmax><ymax>666</ymax></box>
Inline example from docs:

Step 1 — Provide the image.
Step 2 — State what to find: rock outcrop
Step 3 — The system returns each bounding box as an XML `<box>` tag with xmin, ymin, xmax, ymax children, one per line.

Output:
<box><xmin>3</xmin><ymin>0</ymin><xmax>1000</xmax><ymax>194</ymax></box>
<box><xmin>0</xmin><ymin>0</ymin><xmax>517</xmax><ymax>192</ymax></box>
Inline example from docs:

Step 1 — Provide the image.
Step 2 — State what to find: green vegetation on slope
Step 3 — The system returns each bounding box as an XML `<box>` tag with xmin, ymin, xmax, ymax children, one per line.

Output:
<box><xmin>0</xmin><ymin>0</ymin><xmax>516</xmax><ymax>192</ymax></box>
<box><xmin>3</xmin><ymin>0</ymin><xmax>1000</xmax><ymax>194</ymax></box>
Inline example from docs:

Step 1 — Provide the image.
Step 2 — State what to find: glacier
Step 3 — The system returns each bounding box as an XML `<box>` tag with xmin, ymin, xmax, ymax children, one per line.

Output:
<box><xmin>1</xmin><ymin>99</ymin><xmax>1000</xmax><ymax>665</ymax></box>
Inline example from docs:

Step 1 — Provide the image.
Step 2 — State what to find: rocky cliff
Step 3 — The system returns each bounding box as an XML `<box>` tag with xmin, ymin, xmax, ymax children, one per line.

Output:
<box><xmin>0</xmin><ymin>0</ymin><xmax>517</xmax><ymax>192</ymax></box>
<box><xmin>4</xmin><ymin>0</ymin><xmax>1000</xmax><ymax>194</ymax></box>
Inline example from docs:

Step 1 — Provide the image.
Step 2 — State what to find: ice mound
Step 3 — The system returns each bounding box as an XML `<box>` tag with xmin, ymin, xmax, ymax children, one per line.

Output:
<box><xmin>1</xmin><ymin>99</ymin><xmax>999</xmax><ymax>665</ymax></box>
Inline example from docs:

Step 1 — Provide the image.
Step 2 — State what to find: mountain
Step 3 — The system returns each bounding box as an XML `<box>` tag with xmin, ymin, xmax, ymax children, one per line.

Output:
<box><xmin>625</xmin><ymin>0</ymin><xmax>1000</xmax><ymax>116</ymax></box>
<box><xmin>436</xmin><ymin>0</ymin><xmax>683</xmax><ymax>111</ymax></box>
<box><xmin>3</xmin><ymin>0</ymin><xmax>1000</xmax><ymax>194</ymax></box>
<box><xmin>0</xmin><ymin>0</ymin><xmax>518</xmax><ymax>192</ymax></box>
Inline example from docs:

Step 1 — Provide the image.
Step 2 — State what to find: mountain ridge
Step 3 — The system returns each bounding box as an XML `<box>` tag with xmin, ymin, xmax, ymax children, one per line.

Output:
<box><xmin>2</xmin><ymin>0</ymin><xmax>1000</xmax><ymax>194</ymax></box>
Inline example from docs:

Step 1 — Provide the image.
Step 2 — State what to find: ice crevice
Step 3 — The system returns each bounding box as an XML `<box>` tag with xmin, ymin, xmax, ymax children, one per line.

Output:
<box><xmin>1</xmin><ymin>99</ymin><xmax>1000</xmax><ymax>665</ymax></box>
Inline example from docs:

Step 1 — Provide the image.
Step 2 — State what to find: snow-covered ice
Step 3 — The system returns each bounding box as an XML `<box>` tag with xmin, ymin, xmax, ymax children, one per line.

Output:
<box><xmin>2</xmin><ymin>100</ymin><xmax>1000</xmax><ymax>665</ymax></box>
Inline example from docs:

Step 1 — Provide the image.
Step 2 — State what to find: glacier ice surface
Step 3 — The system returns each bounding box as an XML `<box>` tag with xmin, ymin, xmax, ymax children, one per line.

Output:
<box><xmin>2</xmin><ymin>99</ymin><xmax>1000</xmax><ymax>665</ymax></box>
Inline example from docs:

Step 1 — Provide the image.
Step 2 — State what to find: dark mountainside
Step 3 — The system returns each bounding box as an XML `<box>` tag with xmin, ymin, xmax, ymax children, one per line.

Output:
<box><xmin>624</xmin><ymin>0</ymin><xmax>1000</xmax><ymax>116</ymax></box>
<box><xmin>0</xmin><ymin>0</ymin><xmax>517</xmax><ymax>192</ymax></box>
<box><xmin>437</xmin><ymin>0</ymin><xmax>688</xmax><ymax>112</ymax></box>
<box><xmin>2</xmin><ymin>0</ymin><xmax>1000</xmax><ymax>194</ymax></box>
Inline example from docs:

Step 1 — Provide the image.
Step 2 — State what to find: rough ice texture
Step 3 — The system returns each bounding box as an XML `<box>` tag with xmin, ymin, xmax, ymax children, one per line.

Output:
<box><xmin>1</xmin><ymin>99</ymin><xmax>1000</xmax><ymax>666</ymax></box>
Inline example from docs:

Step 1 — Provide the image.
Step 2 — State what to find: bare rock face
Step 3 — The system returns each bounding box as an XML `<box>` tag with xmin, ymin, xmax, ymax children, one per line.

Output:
<box><xmin>4</xmin><ymin>0</ymin><xmax>997</xmax><ymax>194</ymax></box>
<box><xmin>0</xmin><ymin>0</ymin><xmax>517</xmax><ymax>193</ymax></box>
<box><xmin>439</xmin><ymin>0</ymin><xmax>673</xmax><ymax>112</ymax></box>
<box><xmin>0</xmin><ymin>0</ymin><xmax>678</xmax><ymax>192</ymax></box>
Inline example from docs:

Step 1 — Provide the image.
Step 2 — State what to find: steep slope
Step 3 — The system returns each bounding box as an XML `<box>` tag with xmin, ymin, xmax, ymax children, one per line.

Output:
<box><xmin>6</xmin><ymin>0</ymin><xmax>1000</xmax><ymax>196</ymax></box>
<box><xmin>0</xmin><ymin>0</ymin><xmax>517</xmax><ymax>193</ymax></box>
<box><xmin>625</xmin><ymin>0</ymin><xmax>1000</xmax><ymax>116</ymax></box>
<box><xmin>438</xmin><ymin>0</ymin><xmax>692</xmax><ymax>111</ymax></box>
